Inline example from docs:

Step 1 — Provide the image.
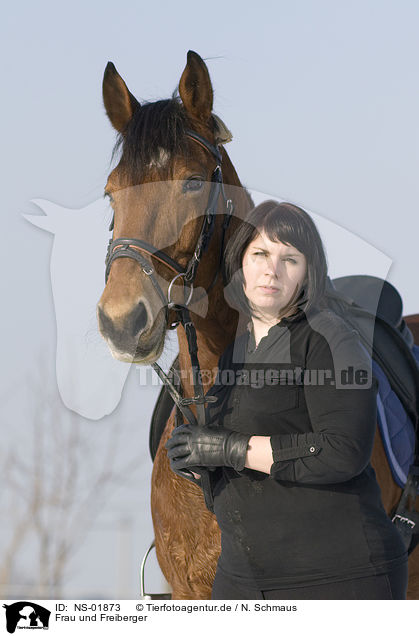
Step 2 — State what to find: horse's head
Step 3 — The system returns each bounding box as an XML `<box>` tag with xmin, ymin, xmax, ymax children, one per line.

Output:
<box><xmin>97</xmin><ymin>51</ymin><xmax>249</xmax><ymax>364</ymax></box>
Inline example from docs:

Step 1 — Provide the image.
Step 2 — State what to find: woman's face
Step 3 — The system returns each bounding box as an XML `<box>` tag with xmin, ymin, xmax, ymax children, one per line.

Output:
<box><xmin>242</xmin><ymin>230</ymin><xmax>307</xmax><ymax>323</ymax></box>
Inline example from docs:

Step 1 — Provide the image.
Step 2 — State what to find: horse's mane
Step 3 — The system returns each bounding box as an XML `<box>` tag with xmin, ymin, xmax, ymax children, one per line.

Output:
<box><xmin>112</xmin><ymin>95</ymin><xmax>197</xmax><ymax>181</ymax></box>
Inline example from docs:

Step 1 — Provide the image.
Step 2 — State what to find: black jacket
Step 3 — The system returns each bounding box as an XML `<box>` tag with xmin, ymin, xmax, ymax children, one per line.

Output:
<box><xmin>201</xmin><ymin>309</ymin><xmax>407</xmax><ymax>588</ymax></box>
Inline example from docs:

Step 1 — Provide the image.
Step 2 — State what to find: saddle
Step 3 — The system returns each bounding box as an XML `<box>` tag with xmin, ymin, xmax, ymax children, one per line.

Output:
<box><xmin>327</xmin><ymin>276</ymin><xmax>419</xmax><ymax>554</ymax></box>
<box><xmin>327</xmin><ymin>276</ymin><xmax>418</xmax><ymax>427</ymax></box>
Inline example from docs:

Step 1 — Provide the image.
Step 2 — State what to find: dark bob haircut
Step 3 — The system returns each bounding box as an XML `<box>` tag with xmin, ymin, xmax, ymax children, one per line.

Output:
<box><xmin>223</xmin><ymin>200</ymin><xmax>328</xmax><ymax>320</ymax></box>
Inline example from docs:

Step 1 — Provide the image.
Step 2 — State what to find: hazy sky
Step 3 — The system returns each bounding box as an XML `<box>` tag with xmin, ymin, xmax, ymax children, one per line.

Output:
<box><xmin>2</xmin><ymin>0</ymin><xmax>419</xmax><ymax>599</ymax></box>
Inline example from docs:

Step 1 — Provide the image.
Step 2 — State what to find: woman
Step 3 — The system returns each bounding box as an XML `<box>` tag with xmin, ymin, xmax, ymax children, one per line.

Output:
<box><xmin>165</xmin><ymin>200</ymin><xmax>408</xmax><ymax>600</ymax></box>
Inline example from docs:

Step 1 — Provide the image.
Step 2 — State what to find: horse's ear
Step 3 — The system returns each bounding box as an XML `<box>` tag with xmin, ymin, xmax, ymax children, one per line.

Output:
<box><xmin>102</xmin><ymin>62</ymin><xmax>140</xmax><ymax>133</ymax></box>
<box><xmin>179</xmin><ymin>51</ymin><xmax>213</xmax><ymax>122</ymax></box>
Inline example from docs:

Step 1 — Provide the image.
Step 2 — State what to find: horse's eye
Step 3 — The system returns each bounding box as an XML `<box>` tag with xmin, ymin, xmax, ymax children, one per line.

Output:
<box><xmin>183</xmin><ymin>177</ymin><xmax>204</xmax><ymax>192</ymax></box>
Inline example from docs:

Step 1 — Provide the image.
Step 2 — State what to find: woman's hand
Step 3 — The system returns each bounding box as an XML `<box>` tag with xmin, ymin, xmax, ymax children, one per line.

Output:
<box><xmin>165</xmin><ymin>425</ymin><xmax>251</xmax><ymax>476</ymax></box>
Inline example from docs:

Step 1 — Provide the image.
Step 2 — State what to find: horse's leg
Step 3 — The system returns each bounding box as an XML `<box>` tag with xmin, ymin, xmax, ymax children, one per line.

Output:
<box><xmin>151</xmin><ymin>412</ymin><xmax>221</xmax><ymax>600</ymax></box>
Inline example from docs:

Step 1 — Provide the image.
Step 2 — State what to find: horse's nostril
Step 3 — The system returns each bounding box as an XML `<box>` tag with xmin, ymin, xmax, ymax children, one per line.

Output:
<box><xmin>131</xmin><ymin>301</ymin><xmax>148</xmax><ymax>337</ymax></box>
<box><xmin>97</xmin><ymin>304</ymin><xmax>111</xmax><ymax>334</ymax></box>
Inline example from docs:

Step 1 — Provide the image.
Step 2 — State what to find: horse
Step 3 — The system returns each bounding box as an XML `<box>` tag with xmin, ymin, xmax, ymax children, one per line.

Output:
<box><xmin>97</xmin><ymin>51</ymin><xmax>419</xmax><ymax>599</ymax></box>
<box><xmin>97</xmin><ymin>51</ymin><xmax>252</xmax><ymax>598</ymax></box>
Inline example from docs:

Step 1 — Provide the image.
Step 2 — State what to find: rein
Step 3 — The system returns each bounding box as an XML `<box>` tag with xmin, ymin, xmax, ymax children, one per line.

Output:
<box><xmin>104</xmin><ymin>130</ymin><xmax>234</xmax><ymax>480</ymax></box>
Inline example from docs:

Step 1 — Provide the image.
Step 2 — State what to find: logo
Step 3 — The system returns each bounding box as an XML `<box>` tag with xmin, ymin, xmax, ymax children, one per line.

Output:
<box><xmin>2</xmin><ymin>603</ymin><xmax>50</xmax><ymax>633</ymax></box>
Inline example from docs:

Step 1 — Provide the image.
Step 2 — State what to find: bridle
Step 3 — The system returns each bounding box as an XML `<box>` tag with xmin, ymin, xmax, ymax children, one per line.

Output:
<box><xmin>104</xmin><ymin>129</ymin><xmax>234</xmax><ymax>489</ymax></box>
<box><xmin>105</xmin><ymin>130</ymin><xmax>233</xmax><ymax>326</ymax></box>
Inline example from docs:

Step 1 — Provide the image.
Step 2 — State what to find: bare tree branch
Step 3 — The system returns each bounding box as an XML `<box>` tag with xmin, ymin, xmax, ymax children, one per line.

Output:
<box><xmin>0</xmin><ymin>347</ymin><xmax>143</xmax><ymax>598</ymax></box>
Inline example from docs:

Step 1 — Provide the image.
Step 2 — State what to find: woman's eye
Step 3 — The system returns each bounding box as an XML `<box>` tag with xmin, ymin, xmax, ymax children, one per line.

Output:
<box><xmin>252</xmin><ymin>252</ymin><xmax>296</xmax><ymax>263</ymax></box>
<box><xmin>183</xmin><ymin>177</ymin><xmax>204</xmax><ymax>192</ymax></box>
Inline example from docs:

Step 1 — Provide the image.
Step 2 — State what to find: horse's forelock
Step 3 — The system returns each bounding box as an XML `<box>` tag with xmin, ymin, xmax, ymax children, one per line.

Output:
<box><xmin>112</xmin><ymin>98</ymin><xmax>194</xmax><ymax>182</ymax></box>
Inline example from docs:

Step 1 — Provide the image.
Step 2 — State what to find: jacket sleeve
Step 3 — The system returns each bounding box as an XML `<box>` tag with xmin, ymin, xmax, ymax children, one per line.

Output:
<box><xmin>270</xmin><ymin>316</ymin><xmax>378</xmax><ymax>484</ymax></box>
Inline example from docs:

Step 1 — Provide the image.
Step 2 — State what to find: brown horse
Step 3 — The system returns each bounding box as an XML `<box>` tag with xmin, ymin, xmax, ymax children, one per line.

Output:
<box><xmin>97</xmin><ymin>51</ymin><xmax>419</xmax><ymax>599</ymax></box>
<box><xmin>97</xmin><ymin>51</ymin><xmax>252</xmax><ymax>598</ymax></box>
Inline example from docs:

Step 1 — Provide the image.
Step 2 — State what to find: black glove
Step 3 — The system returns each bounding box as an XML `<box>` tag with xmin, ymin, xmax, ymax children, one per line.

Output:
<box><xmin>165</xmin><ymin>424</ymin><xmax>251</xmax><ymax>477</ymax></box>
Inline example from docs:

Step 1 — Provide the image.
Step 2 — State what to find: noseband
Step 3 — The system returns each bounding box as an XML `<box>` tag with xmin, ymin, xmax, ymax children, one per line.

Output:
<box><xmin>104</xmin><ymin>130</ymin><xmax>233</xmax><ymax>324</ymax></box>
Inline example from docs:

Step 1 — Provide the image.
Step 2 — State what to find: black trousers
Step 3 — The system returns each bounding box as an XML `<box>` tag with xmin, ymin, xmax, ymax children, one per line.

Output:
<box><xmin>211</xmin><ymin>561</ymin><xmax>408</xmax><ymax>600</ymax></box>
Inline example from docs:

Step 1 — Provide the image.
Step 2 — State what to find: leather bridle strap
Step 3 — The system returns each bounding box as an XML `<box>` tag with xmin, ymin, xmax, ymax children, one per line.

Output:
<box><xmin>106</xmin><ymin>238</ymin><xmax>184</xmax><ymax>277</ymax></box>
<box><xmin>186</xmin><ymin>130</ymin><xmax>222</xmax><ymax>164</ymax></box>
